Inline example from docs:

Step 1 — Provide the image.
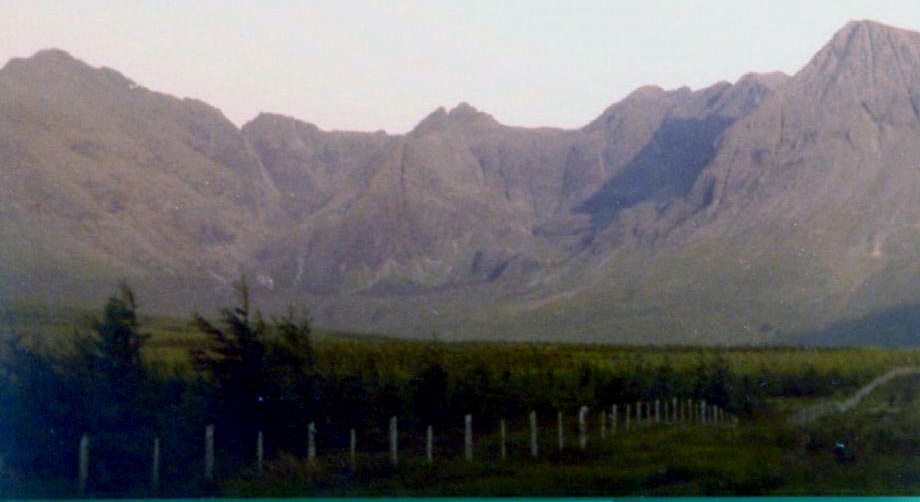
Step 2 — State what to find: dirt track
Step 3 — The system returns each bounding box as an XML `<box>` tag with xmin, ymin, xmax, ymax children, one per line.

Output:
<box><xmin>790</xmin><ymin>367</ymin><xmax>920</xmax><ymax>425</ymax></box>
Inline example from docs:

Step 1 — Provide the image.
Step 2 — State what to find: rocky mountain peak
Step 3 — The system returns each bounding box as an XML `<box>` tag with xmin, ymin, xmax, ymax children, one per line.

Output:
<box><xmin>805</xmin><ymin>20</ymin><xmax>920</xmax><ymax>81</ymax></box>
<box><xmin>735</xmin><ymin>71</ymin><xmax>790</xmax><ymax>91</ymax></box>
<box><xmin>410</xmin><ymin>102</ymin><xmax>500</xmax><ymax>136</ymax></box>
<box><xmin>245</xmin><ymin>112</ymin><xmax>321</xmax><ymax>134</ymax></box>
<box><xmin>409</xmin><ymin>106</ymin><xmax>448</xmax><ymax>136</ymax></box>
<box><xmin>778</xmin><ymin>19</ymin><xmax>920</xmax><ymax>130</ymax></box>
<box><xmin>623</xmin><ymin>85</ymin><xmax>669</xmax><ymax>103</ymax></box>
<box><xmin>27</xmin><ymin>47</ymin><xmax>78</xmax><ymax>63</ymax></box>
<box><xmin>2</xmin><ymin>47</ymin><xmax>136</xmax><ymax>91</ymax></box>
<box><xmin>448</xmin><ymin>101</ymin><xmax>480</xmax><ymax>117</ymax></box>
<box><xmin>832</xmin><ymin>19</ymin><xmax>913</xmax><ymax>51</ymax></box>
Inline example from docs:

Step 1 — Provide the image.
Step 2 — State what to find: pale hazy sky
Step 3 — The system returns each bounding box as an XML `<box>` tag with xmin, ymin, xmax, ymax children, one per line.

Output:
<box><xmin>4</xmin><ymin>1</ymin><xmax>920</xmax><ymax>133</ymax></box>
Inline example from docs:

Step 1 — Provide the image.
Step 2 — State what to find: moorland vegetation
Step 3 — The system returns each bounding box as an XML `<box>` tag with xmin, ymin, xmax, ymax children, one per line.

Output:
<box><xmin>1</xmin><ymin>281</ymin><xmax>919</xmax><ymax>496</ymax></box>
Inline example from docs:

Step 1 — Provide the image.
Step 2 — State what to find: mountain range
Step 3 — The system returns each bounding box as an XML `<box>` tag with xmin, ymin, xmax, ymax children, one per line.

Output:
<box><xmin>3</xmin><ymin>20</ymin><xmax>920</xmax><ymax>345</ymax></box>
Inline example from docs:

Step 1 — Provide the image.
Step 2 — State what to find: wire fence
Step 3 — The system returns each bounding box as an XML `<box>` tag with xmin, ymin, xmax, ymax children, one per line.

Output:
<box><xmin>71</xmin><ymin>397</ymin><xmax>735</xmax><ymax>496</ymax></box>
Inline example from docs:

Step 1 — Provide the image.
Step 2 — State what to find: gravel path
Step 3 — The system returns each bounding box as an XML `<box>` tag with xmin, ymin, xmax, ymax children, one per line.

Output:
<box><xmin>790</xmin><ymin>367</ymin><xmax>920</xmax><ymax>425</ymax></box>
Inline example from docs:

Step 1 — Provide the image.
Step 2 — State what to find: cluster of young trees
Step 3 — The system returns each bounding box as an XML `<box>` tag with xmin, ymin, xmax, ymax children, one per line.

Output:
<box><xmin>2</xmin><ymin>284</ymin><xmax>162</xmax><ymax>492</ymax></box>
<box><xmin>0</xmin><ymin>281</ymin><xmax>316</xmax><ymax>494</ymax></box>
<box><xmin>0</xmin><ymin>280</ymin><xmax>776</xmax><ymax>495</ymax></box>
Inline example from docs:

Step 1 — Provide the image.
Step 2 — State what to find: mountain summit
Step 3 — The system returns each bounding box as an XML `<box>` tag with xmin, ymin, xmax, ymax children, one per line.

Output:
<box><xmin>4</xmin><ymin>22</ymin><xmax>920</xmax><ymax>345</ymax></box>
<box><xmin>651</xmin><ymin>19</ymin><xmax>920</xmax><ymax>342</ymax></box>
<box><xmin>411</xmin><ymin>102</ymin><xmax>500</xmax><ymax>136</ymax></box>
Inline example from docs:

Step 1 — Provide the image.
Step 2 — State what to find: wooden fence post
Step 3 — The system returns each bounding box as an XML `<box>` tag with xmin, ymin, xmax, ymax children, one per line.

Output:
<box><xmin>700</xmin><ymin>400</ymin><xmax>707</xmax><ymax>425</ymax></box>
<box><xmin>350</xmin><ymin>429</ymin><xmax>357</xmax><ymax>471</ymax></box>
<box><xmin>599</xmin><ymin>410</ymin><xmax>606</xmax><ymax>440</ymax></box>
<box><xmin>426</xmin><ymin>425</ymin><xmax>434</xmax><ymax>464</ymax></box>
<box><xmin>78</xmin><ymin>434</ymin><xmax>89</xmax><ymax>495</ymax></box>
<box><xmin>578</xmin><ymin>406</ymin><xmax>588</xmax><ymax>450</ymax></box>
<box><xmin>500</xmin><ymin>419</ymin><xmax>507</xmax><ymax>460</ymax></box>
<box><xmin>636</xmin><ymin>402</ymin><xmax>642</xmax><ymax>425</ymax></box>
<box><xmin>672</xmin><ymin>397</ymin><xmax>678</xmax><ymax>422</ymax></box>
<box><xmin>655</xmin><ymin>399</ymin><xmax>660</xmax><ymax>423</ymax></box>
<box><xmin>529</xmin><ymin>411</ymin><xmax>538</xmax><ymax>458</ymax></box>
<box><xmin>204</xmin><ymin>425</ymin><xmax>214</xmax><ymax>482</ymax></box>
<box><xmin>389</xmin><ymin>416</ymin><xmax>398</xmax><ymax>467</ymax></box>
<box><xmin>464</xmin><ymin>414</ymin><xmax>473</xmax><ymax>462</ymax></box>
<box><xmin>557</xmin><ymin>411</ymin><xmax>564</xmax><ymax>452</ymax></box>
<box><xmin>687</xmin><ymin>399</ymin><xmax>693</xmax><ymax>423</ymax></box>
<box><xmin>612</xmin><ymin>404</ymin><xmax>618</xmax><ymax>433</ymax></box>
<box><xmin>625</xmin><ymin>404</ymin><xmax>631</xmax><ymax>432</ymax></box>
<box><xmin>257</xmin><ymin>431</ymin><xmax>264</xmax><ymax>474</ymax></box>
<box><xmin>152</xmin><ymin>437</ymin><xmax>160</xmax><ymax>492</ymax></box>
<box><xmin>308</xmin><ymin>422</ymin><xmax>316</xmax><ymax>466</ymax></box>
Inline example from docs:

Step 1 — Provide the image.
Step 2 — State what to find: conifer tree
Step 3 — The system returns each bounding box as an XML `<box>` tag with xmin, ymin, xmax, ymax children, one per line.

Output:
<box><xmin>191</xmin><ymin>279</ymin><xmax>318</xmax><ymax>456</ymax></box>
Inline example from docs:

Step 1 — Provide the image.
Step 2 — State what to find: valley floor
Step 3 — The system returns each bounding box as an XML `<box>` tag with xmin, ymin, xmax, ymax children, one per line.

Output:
<box><xmin>3</xmin><ymin>307</ymin><xmax>919</xmax><ymax>497</ymax></box>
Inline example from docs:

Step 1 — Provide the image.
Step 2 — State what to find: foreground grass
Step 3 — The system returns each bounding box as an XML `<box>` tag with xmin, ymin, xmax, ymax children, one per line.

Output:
<box><xmin>222</xmin><ymin>375</ymin><xmax>920</xmax><ymax>497</ymax></box>
<box><xmin>4</xmin><ymin>305</ymin><xmax>920</xmax><ymax>496</ymax></box>
<box><xmin>778</xmin><ymin>374</ymin><xmax>920</xmax><ymax>495</ymax></box>
<box><xmin>222</xmin><ymin>422</ymin><xmax>788</xmax><ymax>497</ymax></box>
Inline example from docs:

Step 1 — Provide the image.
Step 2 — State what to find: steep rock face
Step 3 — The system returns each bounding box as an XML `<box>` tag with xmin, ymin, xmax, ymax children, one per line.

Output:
<box><xmin>242</xmin><ymin>114</ymin><xmax>402</xmax><ymax>292</ymax></box>
<box><xmin>0</xmin><ymin>50</ymin><xmax>279</xmax><ymax>298</ymax></box>
<box><xmin>684</xmin><ymin>20</ymin><xmax>920</xmax><ymax>318</ymax></box>
<box><xmin>699</xmin><ymin>21</ymin><xmax>920</xmax><ymax>216</ymax></box>
<box><xmin>242</xmin><ymin>113</ymin><xmax>395</xmax><ymax>219</ymax></box>
<box><xmin>242</xmin><ymin>80</ymin><xmax>779</xmax><ymax>297</ymax></box>
<box><xmin>246</xmin><ymin>104</ymin><xmax>568</xmax><ymax>292</ymax></box>
<box><xmin>538</xmin><ymin>20</ymin><xmax>920</xmax><ymax>343</ymax></box>
<box><xmin>452</xmin><ymin>21</ymin><xmax>920</xmax><ymax>345</ymax></box>
<box><xmin>579</xmin><ymin>74</ymin><xmax>787</xmax><ymax>230</ymax></box>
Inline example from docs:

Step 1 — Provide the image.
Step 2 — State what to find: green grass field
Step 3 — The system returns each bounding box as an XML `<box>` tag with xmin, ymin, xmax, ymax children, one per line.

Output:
<box><xmin>222</xmin><ymin>375</ymin><xmax>920</xmax><ymax>497</ymax></box>
<box><xmin>3</xmin><ymin>304</ymin><xmax>920</xmax><ymax>496</ymax></box>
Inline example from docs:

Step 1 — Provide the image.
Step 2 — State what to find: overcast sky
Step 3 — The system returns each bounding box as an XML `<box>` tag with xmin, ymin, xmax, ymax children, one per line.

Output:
<box><xmin>4</xmin><ymin>1</ymin><xmax>920</xmax><ymax>133</ymax></box>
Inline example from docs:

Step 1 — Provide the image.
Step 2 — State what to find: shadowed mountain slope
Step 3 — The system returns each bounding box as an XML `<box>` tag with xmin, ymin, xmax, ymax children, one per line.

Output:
<box><xmin>512</xmin><ymin>20</ymin><xmax>920</xmax><ymax>344</ymax></box>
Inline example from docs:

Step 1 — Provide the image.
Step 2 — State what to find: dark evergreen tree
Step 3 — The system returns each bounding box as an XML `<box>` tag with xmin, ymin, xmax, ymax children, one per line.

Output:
<box><xmin>191</xmin><ymin>280</ymin><xmax>320</xmax><ymax>459</ymax></box>
<box><xmin>0</xmin><ymin>339</ymin><xmax>78</xmax><ymax>481</ymax></box>
<box><xmin>452</xmin><ymin>362</ymin><xmax>495</xmax><ymax>421</ymax></box>
<box><xmin>691</xmin><ymin>354</ymin><xmax>732</xmax><ymax>407</ymax></box>
<box><xmin>410</xmin><ymin>361</ymin><xmax>450</xmax><ymax>426</ymax></box>
<box><xmin>265</xmin><ymin>306</ymin><xmax>318</xmax><ymax>454</ymax></box>
<box><xmin>84</xmin><ymin>283</ymin><xmax>151</xmax><ymax>422</ymax></box>
<box><xmin>71</xmin><ymin>282</ymin><xmax>156</xmax><ymax>492</ymax></box>
<box><xmin>191</xmin><ymin>279</ymin><xmax>271</xmax><ymax>458</ymax></box>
